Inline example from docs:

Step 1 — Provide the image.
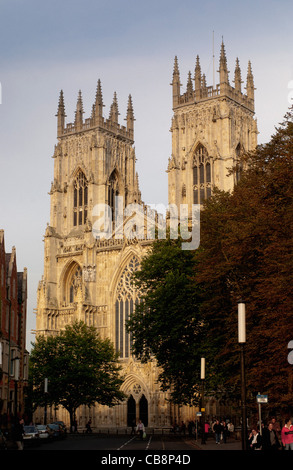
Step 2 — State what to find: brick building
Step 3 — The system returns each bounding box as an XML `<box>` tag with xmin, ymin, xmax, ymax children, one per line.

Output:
<box><xmin>0</xmin><ymin>229</ymin><xmax>29</xmax><ymax>428</ymax></box>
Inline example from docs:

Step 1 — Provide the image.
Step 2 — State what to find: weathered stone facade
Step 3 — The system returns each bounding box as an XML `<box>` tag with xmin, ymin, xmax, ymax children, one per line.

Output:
<box><xmin>35</xmin><ymin>42</ymin><xmax>257</xmax><ymax>429</ymax></box>
<box><xmin>168</xmin><ymin>41</ymin><xmax>257</xmax><ymax>212</ymax></box>
<box><xmin>35</xmin><ymin>82</ymin><xmax>178</xmax><ymax>429</ymax></box>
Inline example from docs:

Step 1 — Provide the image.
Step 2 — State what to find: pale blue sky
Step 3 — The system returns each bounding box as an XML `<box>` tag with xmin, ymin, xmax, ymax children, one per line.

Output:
<box><xmin>0</xmin><ymin>0</ymin><xmax>292</xmax><ymax>348</ymax></box>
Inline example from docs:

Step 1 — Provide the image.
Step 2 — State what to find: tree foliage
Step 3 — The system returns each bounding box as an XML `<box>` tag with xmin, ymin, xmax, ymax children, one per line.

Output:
<box><xmin>127</xmin><ymin>108</ymin><xmax>293</xmax><ymax>414</ymax></box>
<box><xmin>29</xmin><ymin>321</ymin><xmax>125</xmax><ymax>427</ymax></box>
<box><xmin>126</xmin><ymin>238</ymin><xmax>204</xmax><ymax>405</ymax></box>
<box><xmin>197</xmin><ymin>108</ymin><xmax>293</xmax><ymax>412</ymax></box>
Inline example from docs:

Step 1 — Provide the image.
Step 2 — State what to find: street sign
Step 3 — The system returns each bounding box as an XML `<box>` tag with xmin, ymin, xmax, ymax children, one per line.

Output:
<box><xmin>256</xmin><ymin>394</ymin><xmax>268</xmax><ymax>403</ymax></box>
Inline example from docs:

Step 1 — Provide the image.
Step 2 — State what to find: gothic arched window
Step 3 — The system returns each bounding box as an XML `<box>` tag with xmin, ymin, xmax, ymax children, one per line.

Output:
<box><xmin>63</xmin><ymin>263</ymin><xmax>82</xmax><ymax>305</ymax></box>
<box><xmin>108</xmin><ymin>170</ymin><xmax>119</xmax><ymax>222</ymax></box>
<box><xmin>115</xmin><ymin>256</ymin><xmax>140</xmax><ymax>358</ymax></box>
<box><xmin>73</xmin><ymin>170</ymin><xmax>88</xmax><ymax>226</ymax></box>
<box><xmin>193</xmin><ymin>144</ymin><xmax>212</xmax><ymax>204</ymax></box>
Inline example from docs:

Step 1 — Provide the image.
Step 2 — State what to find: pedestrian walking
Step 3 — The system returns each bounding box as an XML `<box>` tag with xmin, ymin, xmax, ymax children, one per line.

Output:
<box><xmin>86</xmin><ymin>418</ymin><xmax>92</xmax><ymax>433</ymax></box>
<box><xmin>227</xmin><ymin>421</ymin><xmax>234</xmax><ymax>438</ymax></box>
<box><xmin>180</xmin><ymin>421</ymin><xmax>186</xmax><ymax>435</ymax></box>
<box><xmin>204</xmin><ymin>422</ymin><xmax>210</xmax><ymax>441</ymax></box>
<box><xmin>270</xmin><ymin>417</ymin><xmax>281</xmax><ymax>440</ymax></box>
<box><xmin>262</xmin><ymin>422</ymin><xmax>281</xmax><ymax>451</ymax></box>
<box><xmin>248</xmin><ymin>428</ymin><xmax>262</xmax><ymax>450</ymax></box>
<box><xmin>213</xmin><ymin>419</ymin><xmax>223</xmax><ymax>444</ymax></box>
<box><xmin>136</xmin><ymin>419</ymin><xmax>145</xmax><ymax>440</ymax></box>
<box><xmin>281</xmin><ymin>419</ymin><xmax>293</xmax><ymax>450</ymax></box>
<box><xmin>187</xmin><ymin>420</ymin><xmax>194</xmax><ymax>437</ymax></box>
<box><xmin>130</xmin><ymin>419</ymin><xmax>136</xmax><ymax>436</ymax></box>
<box><xmin>221</xmin><ymin>420</ymin><xmax>228</xmax><ymax>443</ymax></box>
<box><xmin>13</xmin><ymin>418</ymin><xmax>25</xmax><ymax>450</ymax></box>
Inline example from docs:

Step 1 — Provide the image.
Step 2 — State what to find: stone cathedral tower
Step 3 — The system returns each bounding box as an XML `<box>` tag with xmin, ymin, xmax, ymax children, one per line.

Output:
<box><xmin>35</xmin><ymin>82</ymin><xmax>185</xmax><ymax>429</ymax></box>
<box><xmin>168</xmin><ymin>41</ymin><xmax>258</xmax><ymax>210</ymax></box>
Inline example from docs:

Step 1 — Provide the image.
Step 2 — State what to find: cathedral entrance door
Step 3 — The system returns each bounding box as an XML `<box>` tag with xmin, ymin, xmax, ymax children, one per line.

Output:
<box><xmin>127</xmin><ymin>395</ymin><xmax>136</xmax><ymax>427</ymax></box>
<box><xmin>139</xmin><ymin>394</ymin><xmax>148</xmax><ymax>427</ymax></box>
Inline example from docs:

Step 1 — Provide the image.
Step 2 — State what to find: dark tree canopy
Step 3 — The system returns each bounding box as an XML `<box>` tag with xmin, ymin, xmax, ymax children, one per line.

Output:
<box><xmin>197</xmin><ymin>108</ymin><xmax>293</xmax><ymax>412</ymax></box>
<box><xmin>128</xmin><ymin>108</ymin><xmax>293</xmax><ymax>415</ymax></box>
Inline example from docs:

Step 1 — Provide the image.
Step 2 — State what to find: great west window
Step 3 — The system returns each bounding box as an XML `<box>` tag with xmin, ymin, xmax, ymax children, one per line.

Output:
<box><xmin>115</xmin><ymin>256</ymin><xmax>140</xmax><ymax>358</ymax></box>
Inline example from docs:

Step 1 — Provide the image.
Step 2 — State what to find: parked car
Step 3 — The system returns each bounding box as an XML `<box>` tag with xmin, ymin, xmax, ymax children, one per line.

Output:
<box><xmin>52</xmin><ymin>421</ymin><xmax>67</xmax><ymax>438</ymax></box>
<box><xmin>36</xmin><ymin>424</ymin><xmax>54</xmax><ymax>440</ymax></box>
<box><xmin>47</xmin><ymin>423</ymin><xmax>62</xmax><ymax>439</ymax></box>
<box><xmin>23</xmin><ymin>425</ymin><xmax>40</xmax><ymax>446</ymax></box>
<box><xmin>53</xmin><ymin>421</ymin><xmax>67</xmax><ymax>434</ymax></box>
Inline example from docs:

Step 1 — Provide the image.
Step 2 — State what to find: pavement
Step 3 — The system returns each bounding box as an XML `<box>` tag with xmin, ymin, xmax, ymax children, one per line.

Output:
<box><xmin>184</xmin><ymin>436</ymin><xmax>243</xmax><ymax>451</ymax></box>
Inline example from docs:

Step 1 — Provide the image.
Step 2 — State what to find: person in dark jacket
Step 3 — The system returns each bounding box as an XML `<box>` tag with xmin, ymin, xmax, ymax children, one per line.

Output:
<box><xmin>213</xmin><ymin>420</ymin><xmax>223</xmax><ymax>444</ymax></box>
<box><xmin>13</xmin><ymin>418</ymin><xmax>25</xmax><ymax>450</ymax></box>
<box><xmin>248</xmin><ymin>428</ymin><xmax>262</xmax><ymax>450</ymax></box>
<box><xmin>262</xmin><ymin>422</ymin><xmax>281</xmax><ymax>451</ymax></box>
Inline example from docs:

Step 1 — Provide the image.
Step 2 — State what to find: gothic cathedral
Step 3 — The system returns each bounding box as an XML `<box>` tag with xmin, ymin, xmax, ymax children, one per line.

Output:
<box><xmin>35</xmin><ymin>42</ymin><xmax>257</xmax><ymax>428</ymax></box>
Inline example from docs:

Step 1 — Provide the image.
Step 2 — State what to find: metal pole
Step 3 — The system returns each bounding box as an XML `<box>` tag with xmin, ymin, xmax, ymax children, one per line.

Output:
<box><xmin>14</xmin><ymin>380</ymin><xmax>18</xmax><ymax>425</ymax></box>
<box><xmin>240</xmin><ymin>343</ymin><xmax>248</xmax><ymax>450</ymax></box>
<box><xmin>14</xmin><ymin>358</ymin><xmax>20</xmax><ymax>425</ymax></box>
<box><xmin>258</xmin><ymin>392</ymin><xmax>262</xmax><ymax>436</ymax></box>
<box><xmin>44</xmin><ymin>378</ymin><xmax>48</xmax><ymax>425</ymax></box>
<box><xmin>238</xmin><ymin>301</ymin><xmax>248</xmax><ymax>451</ymax></box>
<box><xmin>200</xmin><ymin>358</ymin><xmax>206</xmax><ymax>444</ymax></box>
<box><xmin>201</xmin><ymin>379</ymin><xmax>206</xmax><ymax>444</ymax></box>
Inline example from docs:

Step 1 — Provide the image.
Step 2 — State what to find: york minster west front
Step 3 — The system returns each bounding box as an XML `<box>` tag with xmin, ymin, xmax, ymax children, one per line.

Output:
<box><xmin>34</xmin><ymin>42</ymin><xmax>257</xmax><ymax>429</ymax></box>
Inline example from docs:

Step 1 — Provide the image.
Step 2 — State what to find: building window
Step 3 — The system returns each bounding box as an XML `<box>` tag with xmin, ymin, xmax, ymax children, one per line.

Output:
<box><xmin>108</xmin><ymin>170</ymin><xmax>119</xmax><ymax>222</ymax></box>
<box><xmin>69</xmin><ymin>265</ymin><xmax>82</xmax><ymax>304</ymax></box>
<box><xmin>73</xmin><ymin>171</ymin><xmax>88</xmax><ymax>226</ymax></box>
<box><xmin>63</xmin><ymin>263</ymin><xmax>82</xmax><ymax>306</ymax></box>
<box><xmin>235</xmin><ymin>143</ymin><xmax>243</xmax><ymax>183</ymax></box>
<box><xmin>115</xmin><ymin>256</ymin><xmax>140</xmax><ymax>358</ymax></box>
<box><xmin>193</xmin><ymin>144</ymin><xmax>212</xmax><ymax>204</ymax></box>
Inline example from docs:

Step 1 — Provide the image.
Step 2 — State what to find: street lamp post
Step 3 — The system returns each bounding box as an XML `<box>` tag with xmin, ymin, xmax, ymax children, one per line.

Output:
<box><xmin>44</xmin><ymin>378</ymin><xmax>48</xmax><ymax>425</ymax></box>
<box><xmin>238</xmin><ymin>301</ymin><xmax>248</xmax><ymax>451</ymax></box>
<box><xmin>200</xmin><ymin>357</ymin><xmax>206</xmax><ymax>444</ymax></box>
<box><xmin>13</xmin><ymin>357</ymin><xmax>20</xmax><ymax>425</ymax></box>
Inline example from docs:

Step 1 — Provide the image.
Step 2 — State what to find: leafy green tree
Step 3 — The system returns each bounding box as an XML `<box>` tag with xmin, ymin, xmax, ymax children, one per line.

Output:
<box><xmin>29</xmin><ymin>321</ymin><xmax>125</xmax><ymax>429</ymax></box>
<box><xmin>126</xmin><ymin>238</ymin><xmax>204</xmax><ymax>405</ymax></box>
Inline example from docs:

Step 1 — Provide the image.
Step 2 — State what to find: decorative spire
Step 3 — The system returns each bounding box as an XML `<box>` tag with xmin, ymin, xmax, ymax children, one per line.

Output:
<box><xmin>56</xmin><ymin>90</ymin><xmax>66</xmax><ymax>137</ymax></box>
<box><xmin>218</xmin><ymin>39</ymin><xmax>229</xmax><ymax>85</ymax></box>
<box><xmin>74</xmin><ymin>90</ymin><xmax>84</xmax><ymax>131</ymax></box>
<box><xmin>94</xmin><ymin>79</ymin><xmax>104</xmax><ymax>123</ymax></box>
<box><xmin>173</xmin><ymin>55</ymin><xmax>180</xmax><ymax>78</ymax></box>
<box><xmin>246</xmin><ymin>60</ymin><xmax>255</xmax><ymax>102</ymax></box>
<box><xmin>109</xmin><ymin>91</ymin><xmax>119</xmax><ymax>123</ymax></box>
<box><xmin>234</xmin><ymin>57</ymin><xmax>242</xmax><ymax>93</ymax></box>
<box><xmin>171</xmin><ymin>56</ymin><xmax>181</xmax><ymax>107</ymax></box>
<box><xmin>186</xmin><ymin>71</ymin><xmax>193</xmax><ymax>100</ymax></box>
<box><xmin>126</xmin><ymin>94</ymin><xmax>135</xmax><ymax>135</ymax></box>
<box><xmin>194</xmin><ymin>55</ymin><xmax>201</xmax><ymax>98</ymax></box>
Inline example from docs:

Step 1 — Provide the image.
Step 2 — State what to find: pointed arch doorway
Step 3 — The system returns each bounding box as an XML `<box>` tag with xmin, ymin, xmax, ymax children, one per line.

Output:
<box><xmin>126</xmin><ymin>393</ymin><xmax>149</xmax><ymax>427</ymax></box>
<box><xmin>127</xmin><ymin>395</ymin><xmax>136</xmax><ymax>427</ymax></box>
<box><xmin>139</xmin><ymin>394</ymin><xmax>148</xmax><ymax>427</ymax></box>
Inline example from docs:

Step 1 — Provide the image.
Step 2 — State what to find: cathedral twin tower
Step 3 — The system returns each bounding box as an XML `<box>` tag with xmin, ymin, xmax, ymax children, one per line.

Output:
<box><xmin>35</xmin><ymin>42</ymin><xmax>257</xmax><ymax>428</ymax></box>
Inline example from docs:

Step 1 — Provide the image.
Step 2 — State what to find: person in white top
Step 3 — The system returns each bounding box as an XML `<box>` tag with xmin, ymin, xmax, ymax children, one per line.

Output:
<box><xmin>248</xmin><ymin>428</ymin><xmax>262</xmax><ymax>450</ymax></box>
<box><xmin>136</xmin><ymin>420</ymin><xmax>145</xmax><ymax>440</ymax></box>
